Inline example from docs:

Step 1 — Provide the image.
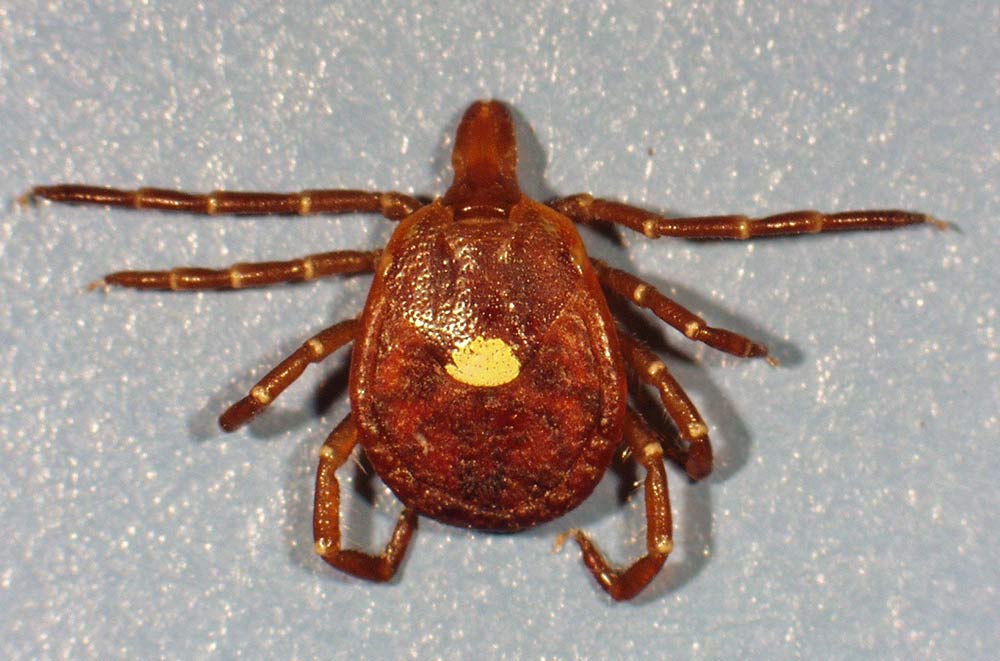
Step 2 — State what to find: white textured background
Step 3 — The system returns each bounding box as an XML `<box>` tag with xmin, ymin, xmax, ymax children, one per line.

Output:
<box><xmin>1</xmin><ymin>2</ymin><xmax>997</xmax><ymax>659</ymax></box>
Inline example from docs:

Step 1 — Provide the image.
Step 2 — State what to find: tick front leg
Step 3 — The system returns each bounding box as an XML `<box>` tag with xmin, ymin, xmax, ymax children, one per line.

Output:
<box><xmin>219</xmin><ymin>319</ymin><xmax>358</xmax><ymax>431</ymax></box>
<box><xmin>564</xmin><ymin>408</ymin><xmax>673</xmax><ymax>601</ymax></box>
<box><xmin>618</xmin><ymin>330</ymin><xmax>712</xmax><ymax>480</ymax></box>
<box><xmin>22</xmin><ymin>185</ymin><xmax>423</xmax><ymax>221</ymax></box>
<box><xmin>551</xmin><ymin>194</ymin><xmax>944</xmax><ymax>239</ymax></box>
<box><xmin>314</xmin><ymin>415</ymin><xmax>417</xmax><ymax>582</ymax></box>
<box><xmin>95</xmin><ymin>249</ymin><xmax>379</xmax><ymax>291</ymax></box>
<box><xmin>593</xmin><ymin>259</ymin><xmax>771</xmax><ymax>361</ymax></box>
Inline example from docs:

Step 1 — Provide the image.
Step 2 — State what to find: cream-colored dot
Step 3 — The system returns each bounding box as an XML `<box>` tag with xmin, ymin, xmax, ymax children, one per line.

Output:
<box><xmin>379</xmin><ymin>194</ymin><xmax>393</xmax><ymax>213</ymax></box>
<box><xmin>643</xmin><ymin>442</ymin><xmax>663</xmax><ymax>458</ymax></box>
<box><xmin>684</xmin><ymin>320</ymin><xmax>701</xmax><ymax>338</ymax></box>
<box><xmin>314</xmin><ymin>539</ymin><xmax>330</xmax><ymax>556</ymax></box>
<box><xmin>206</xmin><ymin>194</ymin><xmax>219</xmax><ymax>215</ymax></box>
<box><xmin>229</xmin><ymin>269</ymin><xmax>244</xmax><ymax>289</ymax></box>
<box><xmin>688</xmin><ymin>422</ymin><xmax>708</xmax><ymax>439</ymax></box>
<box><xmin>656</xmin><ymin>539</ymin><xmax>674</xmax><ymax>555</ymax></box>
<box><xmin>738</xmin><ymin>219</ymin><xmax>750</xmax><ymax>239</ymax></box>
<box><xmin>169</xmin><ymin>271</ymin><xmax>180</xmax><ymax>290</ymax></box>
<box><xmin>445</xmin><ymin>336</ymin><xmax>521</xmax><ymax>387</ymax></box>
<box><xmin>299</xmin><ymin>194</ymin><xmax>312</xmax><ymax>215</ymax></box>
<box><xmin>302</xmin><ymin>257</ymin><xmax>316</xmax><ymax>280</ymax></box>
<box><xmin>308</xmin><ymin>338</ymin><xmax>325</xmax><ymax>357</ymax></box>
<box><xmin>647</xmin><ymin>360</ymin><xmax>666</xmax><ymax>377</ymax></box>
<box><xmin>251</xmin><ymin>386</ymin><xmax>271</xmax><ymax>405</ymax></box>
<box><xmin>642</xmin><ymin>219</ymin><xmax>657</xmax><ymax>238</ymax></box>
<box><xmin>319</xmin><ymin>445</ymin><xmax>337</xmax><ymax>461</ymax></box>
<box><xmin>809</xmin><ymin>214</ymin><xmax>824</xmax><ymax>232</ymax></box>
<box><xmin>632</xmin><ymin>283</ymin><xmax>648</xmax><ymax>304</ymax></box>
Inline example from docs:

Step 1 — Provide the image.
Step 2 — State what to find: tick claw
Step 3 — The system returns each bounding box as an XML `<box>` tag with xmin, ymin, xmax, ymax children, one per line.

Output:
<box><xmin>85</xmin><ymin>279</ymin><xmax>109</xmax><ymax>293</ymax></box>
<box><xmin>926</xmin><ymin>216</ymin><xmax>955</xmax><ymax>232</ymax></box>
<box><xmin>552</xmin><ymin>529</ymin><xmax>581</xmax><ymax>554</ymax></box>
<box><xmin>16</xmin><ymin>190</ymin><xmax>36</xmax><ymax>207</ymax></box>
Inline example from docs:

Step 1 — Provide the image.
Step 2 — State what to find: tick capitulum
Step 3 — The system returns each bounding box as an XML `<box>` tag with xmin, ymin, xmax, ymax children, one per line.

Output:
<box><xmin>25</xmin><ymin>101</ymin><xmax>942</xmax><ymax>600</ymax></box>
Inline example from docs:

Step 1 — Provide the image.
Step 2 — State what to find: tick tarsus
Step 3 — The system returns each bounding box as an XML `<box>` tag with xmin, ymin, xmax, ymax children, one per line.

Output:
<box><xmin>29</xmin><ymin>99</ymin><xmax>940</xmax><ymax>600</ymax></box>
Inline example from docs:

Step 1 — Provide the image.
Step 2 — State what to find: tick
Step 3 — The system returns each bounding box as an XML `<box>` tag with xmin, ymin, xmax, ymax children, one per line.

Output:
<box><xmin>24</xmin><ymin>101</ymin><xmax>943</xmax><ymax>600</ymax></box>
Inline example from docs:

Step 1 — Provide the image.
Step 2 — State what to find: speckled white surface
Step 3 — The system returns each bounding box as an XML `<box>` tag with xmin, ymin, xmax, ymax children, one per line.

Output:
<box><xmin>2</xmin><ymin>1</ymin><xmax>997</xmax><ymax>658</ymax></box>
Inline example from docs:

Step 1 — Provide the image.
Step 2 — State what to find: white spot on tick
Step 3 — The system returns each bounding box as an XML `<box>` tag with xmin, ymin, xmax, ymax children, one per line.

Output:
<box><xmin>445</xmin><ymin>336</ymin><xmax>521</xmax><ymax>387</ymax></box>
<box><xmin>688</xmin><ymin>422</ymin><xmax>708</xmax><ymax>439</ymax></box>
<box><xmin>643</xmin><ymin>442</ymin><xmax>663</xmax><ymax>458</ymax></box>
<box><xmin>251</xmin><ymin>387</ymin><xmax>271</xmax><ymax>405</ymax></box>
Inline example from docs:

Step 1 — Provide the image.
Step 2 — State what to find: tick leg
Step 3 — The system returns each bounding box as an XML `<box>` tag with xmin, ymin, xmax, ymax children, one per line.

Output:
<box><xmin>593</xmin><ymin>259</ymin><xmax>770</xmax><ymax>360</ymax></box>
<box><xmin>565</xmin><ymin>408</ymin><xmax>673</xmax><ymax>601</ymax></box>
<box><xmin>314</xmin><ymin>414</ymin><xmax>417</xmax><ymax>582</ymax></box>
<box><xmin>22</xmin><ymin>185</ymin><xmax>423</xmax><ymax>221</ymax></box>
<box><xmin>96</xmin><ymin>249</ymin><xmax>379</xmax><ymax>291</ymax></box>
<box><xmin>219</xmin><ymin>319</ymin><xmax>358</xmax><ymax>431</ymax></box>
<box><xmin>550</xmin><ymin>194</ymin><xmax>944</xmax><ymax>239</ymax></box>
<box><xmin>618</xmin><ymin>330</ymin><xmax>712</xmax><ymax>480</ymax></box>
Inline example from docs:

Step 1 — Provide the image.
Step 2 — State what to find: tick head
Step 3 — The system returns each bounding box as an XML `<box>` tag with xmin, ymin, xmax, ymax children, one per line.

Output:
<box><xmin>443</xmin><ymin>100</ymin><xmax>522</xmax><ymax>220</ymax></box>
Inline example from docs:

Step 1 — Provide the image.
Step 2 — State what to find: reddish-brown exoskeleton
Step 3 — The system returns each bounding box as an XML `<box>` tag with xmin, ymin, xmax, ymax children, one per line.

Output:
<box><xmin>25</xmin><ymin>101</ymin><xmax>943</xmax><ymax>600</ymax></box>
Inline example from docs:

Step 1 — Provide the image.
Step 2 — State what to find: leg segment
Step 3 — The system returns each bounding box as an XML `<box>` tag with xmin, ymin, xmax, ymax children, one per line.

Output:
<box><xmin>96</xmin><ymin>249</ymin><xmax>379</xmax><ymax>291</ymax></box>
<box><xmin>313</xmin><ymin>414</ymin><xmax>417</xmax><ymax>582</ymax></box>
<box><xmin>22</xmin><ymin>185</ymin><xmax>423</xmax><ymax>221</ymax></box>
<box><xmin>219</xmin><ymin>319</ymin><xmax>358</xmax><ymax>431</ymax></box>
<box><xmin>566</xmin><ymin>408</ymin><xmax>673</xmax><ymax>601</ymax></box>
<box><xmin>593</xmin><ymin>259</ymin><xmax>770</xmax><ymax>360</ymax></box>
<box><xmin>618</xmin><ymin>330</ymin><xmax>713</xmax><ymax>480</ymax></box>
<box><xmin>550</xmin><ymin>194</ymin><xmax>945</xmax><ymax>239</ymax></box>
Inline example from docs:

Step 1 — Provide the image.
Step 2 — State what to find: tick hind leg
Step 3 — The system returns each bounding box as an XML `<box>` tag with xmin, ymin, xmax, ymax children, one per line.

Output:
<box><xmin>618</xmin><ymin>330</ymin><xmax>713</xmax><ymax>480</ymax></box>
<box><xmin>314</xmin><ymin>414</ymin><xmax>417</xmax><ymax>582</ymax></box>
<box><xmin>23</xmin><ymin>185</ymin><xmax>423</xmax><ymax>220</ymax></box>
<box><xmin>219</xmin><ymin>318</ymin><xmax>359</xmax><ymax>431</ymax></box>
<box><xmin>562</xmin><ymin>408</ymin><xmax>673</xmax><ymax>601</ymax></box>
<box><xmin>551</xmin><ymin>194</ymin><xmax>945</xmax><ymax>239</ymax></box>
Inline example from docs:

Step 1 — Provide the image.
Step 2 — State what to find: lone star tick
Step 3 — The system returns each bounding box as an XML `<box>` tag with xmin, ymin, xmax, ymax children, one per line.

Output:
<box><xmin>24</xmin><ymin>100</ymin><xmax>944</xmax><ymax>600</ymax></box>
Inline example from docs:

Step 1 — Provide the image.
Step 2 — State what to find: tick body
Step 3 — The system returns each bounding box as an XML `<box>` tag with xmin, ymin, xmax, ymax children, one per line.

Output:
<box><xmin>26</xmin><ymin>101</ymin><xmax>941</xmax><ymax>600</ymax></box>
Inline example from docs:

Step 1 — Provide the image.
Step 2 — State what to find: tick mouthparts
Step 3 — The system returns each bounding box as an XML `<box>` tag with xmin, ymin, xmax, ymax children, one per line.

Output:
<box><xmin>452</xmin><ymin>100</ymin><xmax>518</xmax><ymax>180</ymax></box>
<box><xmin>443</xmin><ymin>101</ymin><xmax>522</xmax><ymax>218</ymax></box>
